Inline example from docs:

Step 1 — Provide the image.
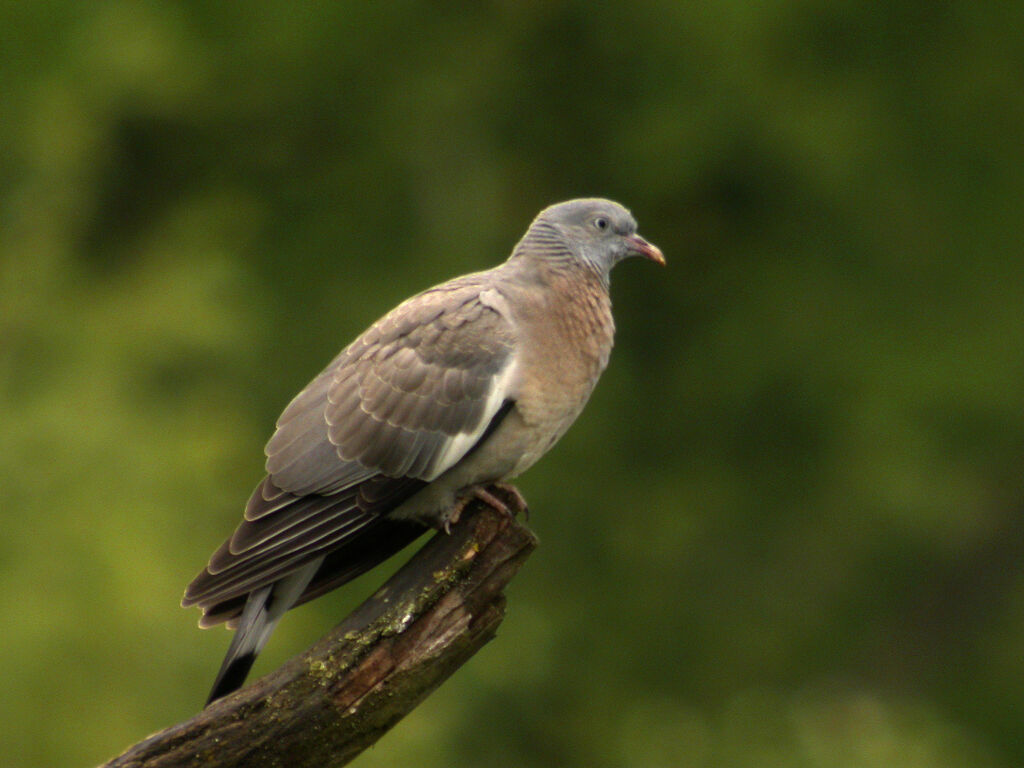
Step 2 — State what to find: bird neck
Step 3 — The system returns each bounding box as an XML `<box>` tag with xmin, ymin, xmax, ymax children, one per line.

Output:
<box><xmin>509</xmin><ymin>222</ymin><xmax>612</xmax><ymax>290</ymax></box>
<box><xmin>499</xmin><ymin>255</ymin><xmax>615</xmax><ymax>359</ymax></box>
<box><xmin>511</xmin><ymin>219</ymin><xmax>568</xmax><ymax>260</ymax></box>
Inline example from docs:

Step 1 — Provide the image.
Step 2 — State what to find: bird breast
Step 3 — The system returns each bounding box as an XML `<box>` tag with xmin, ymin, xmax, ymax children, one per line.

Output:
<box><xmin>504</xmin><ymin>270</ymin><xmax>615</xmax><ymax>474</ymax></box>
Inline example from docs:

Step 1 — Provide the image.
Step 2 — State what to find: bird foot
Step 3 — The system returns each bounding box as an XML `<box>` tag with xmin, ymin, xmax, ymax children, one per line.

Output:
<box><xmin>442</xmin><ymin>483</ymin><xmax>530</xmax><ymax>533</ymax></box>
<box><xmin>490</xmin><ymin>482</ymin><xmax>530</xmax><ymax>520</ymax></box>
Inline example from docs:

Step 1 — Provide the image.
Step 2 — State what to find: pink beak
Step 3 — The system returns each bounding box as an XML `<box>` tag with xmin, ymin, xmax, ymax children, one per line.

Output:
<box><xmin>626</xmin><ymin>235</ymin><xmax>665</xmax><ymax>266</ymax></box>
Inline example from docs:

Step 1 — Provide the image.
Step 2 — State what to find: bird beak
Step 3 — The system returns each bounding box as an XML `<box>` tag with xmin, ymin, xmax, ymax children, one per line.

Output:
<box><xmin>626</xmin><ymin>235</ymin><xmax>665</xmax><ymax>266</ymax></box>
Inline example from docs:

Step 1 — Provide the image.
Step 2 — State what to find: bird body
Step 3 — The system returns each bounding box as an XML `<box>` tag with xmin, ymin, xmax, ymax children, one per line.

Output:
<box><xmin>184</xmin><ymin>198</ymin><xmax>663</xmax><ymax>703</ymax></box>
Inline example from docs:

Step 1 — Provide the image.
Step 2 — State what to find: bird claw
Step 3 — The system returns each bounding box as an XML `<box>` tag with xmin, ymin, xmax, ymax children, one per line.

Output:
<box><xmin>490</xmin><ymin>482</ymin><xmax>530</xmax><ymax>520</ymax></box>
<box><xmin>442</xmin><ymin>483</ymin><xmax>529</xmax><ymax>533</ymax></box>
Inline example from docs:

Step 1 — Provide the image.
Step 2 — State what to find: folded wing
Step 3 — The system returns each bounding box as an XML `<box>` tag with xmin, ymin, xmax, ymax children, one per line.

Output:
<box><xmin>183</xmin><ymin>278</ymin><xmax>519</xmax><ymax>625</ymax></box>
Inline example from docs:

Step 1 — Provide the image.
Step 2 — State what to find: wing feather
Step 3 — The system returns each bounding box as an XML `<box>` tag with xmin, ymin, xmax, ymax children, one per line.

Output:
<box><xmin>185</xmin><ymin>273</ymin><xmax>520</xmax><ymax>624</ymax></box>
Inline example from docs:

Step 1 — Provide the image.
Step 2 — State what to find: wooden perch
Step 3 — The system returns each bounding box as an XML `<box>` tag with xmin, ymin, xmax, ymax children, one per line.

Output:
<box><xmin>102</xmin><ymin>502</ymin><xmax>538</xmax><ymax>768</ymax></box>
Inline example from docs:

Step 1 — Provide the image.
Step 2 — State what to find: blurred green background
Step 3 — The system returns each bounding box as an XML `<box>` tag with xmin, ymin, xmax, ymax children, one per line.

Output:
<box><xmin>3</xmin><ymin>2</ymin><xmax>1024</xmax><ymax>766</ymax></box>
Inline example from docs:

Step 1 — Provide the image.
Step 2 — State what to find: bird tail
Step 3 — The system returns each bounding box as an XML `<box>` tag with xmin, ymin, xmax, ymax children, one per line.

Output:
<box><xmin>205</xmin><ymin>558</ymin><xmax>322</xmax><ymax>705</ymax></box>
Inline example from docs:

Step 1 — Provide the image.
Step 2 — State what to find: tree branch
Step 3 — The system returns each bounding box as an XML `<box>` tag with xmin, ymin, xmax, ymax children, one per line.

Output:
<box><xmin>102</xmin><ymin>501</ymin><xmax>538</xmax><ymax>768</ymax></box>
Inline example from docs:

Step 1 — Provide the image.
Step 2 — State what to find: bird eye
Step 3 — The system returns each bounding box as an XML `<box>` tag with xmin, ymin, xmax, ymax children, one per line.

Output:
<box><xmin>593</xmin><ymin>217</ymin><xmax>609</xmax><ymax>231</ymax></box>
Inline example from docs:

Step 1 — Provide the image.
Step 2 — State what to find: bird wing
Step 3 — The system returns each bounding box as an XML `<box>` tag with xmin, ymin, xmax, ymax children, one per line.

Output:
<box><xmin>183</xmin><ymin>276</ymin><xmax>520</xmax><ymax>620</ymax></box>
<box><xmin>265</xmin><ymin>277</ymin><xmax>519</xmax><ymax>497</ymax></box>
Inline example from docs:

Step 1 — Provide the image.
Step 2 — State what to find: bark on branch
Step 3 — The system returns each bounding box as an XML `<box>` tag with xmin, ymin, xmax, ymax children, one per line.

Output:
<box><xmin>102</xmin><ymin>502</ymin><xmax>538</xmax><ymax>768</ymax></box>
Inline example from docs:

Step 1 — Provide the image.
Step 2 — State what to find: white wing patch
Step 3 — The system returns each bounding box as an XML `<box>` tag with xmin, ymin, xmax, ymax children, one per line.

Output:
<box><xmin>422</xmin><ymin>355</ymin><xmax>520</xmax><ymax>481</ymax></box>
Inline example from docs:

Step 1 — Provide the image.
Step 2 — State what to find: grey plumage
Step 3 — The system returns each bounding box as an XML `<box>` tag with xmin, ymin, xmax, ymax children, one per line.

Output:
<box><xmin>183</xmin><ymin>198</ymin><xmax>664</xmax><ymax>703</ymax></box>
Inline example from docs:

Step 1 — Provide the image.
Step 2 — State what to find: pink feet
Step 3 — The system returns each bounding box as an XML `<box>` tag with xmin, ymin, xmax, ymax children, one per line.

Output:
<box><xmin>442</xmin><ymin>482</ymin><xmax>529</xmax><ymax>533</ymax></box>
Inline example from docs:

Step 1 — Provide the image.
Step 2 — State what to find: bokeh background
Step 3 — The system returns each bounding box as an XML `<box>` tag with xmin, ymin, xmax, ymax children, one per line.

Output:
<box><xmin>3</xmin><ymin>2</ymin><xmax>1024</xmax><ymax>766</ymax></box>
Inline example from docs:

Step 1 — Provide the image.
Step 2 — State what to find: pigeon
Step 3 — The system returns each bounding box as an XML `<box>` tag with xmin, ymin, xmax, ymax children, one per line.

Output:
<box><xmin>183</xmin><ymin>198</ymin><xmax>664</xmax><ymax>704</ymax></box>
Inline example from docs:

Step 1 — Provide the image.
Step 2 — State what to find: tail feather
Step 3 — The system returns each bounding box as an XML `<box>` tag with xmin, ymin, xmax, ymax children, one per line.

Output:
<box><xmin>200</xmin><ymin>518</ymin><xmax>429</xmax><ymax>704</ymax></box>
<box><xmin>205</xmin><ymin>559</ymin><xmax>321</xmax><ymax>705</ymax></box>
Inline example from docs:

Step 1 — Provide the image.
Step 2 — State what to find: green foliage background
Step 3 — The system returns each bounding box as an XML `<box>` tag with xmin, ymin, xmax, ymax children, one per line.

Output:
<box><xmin>3</xmin><ymin>2</ymin><xmax>1024</xmax><ymax>766</ymax></box>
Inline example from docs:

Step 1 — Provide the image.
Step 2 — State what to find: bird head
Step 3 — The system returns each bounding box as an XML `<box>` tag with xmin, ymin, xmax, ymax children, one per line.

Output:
<box><xmin>526</xmin><ymin>198</ymin><xmax>665</xmax><ymax>278</ymax></box>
